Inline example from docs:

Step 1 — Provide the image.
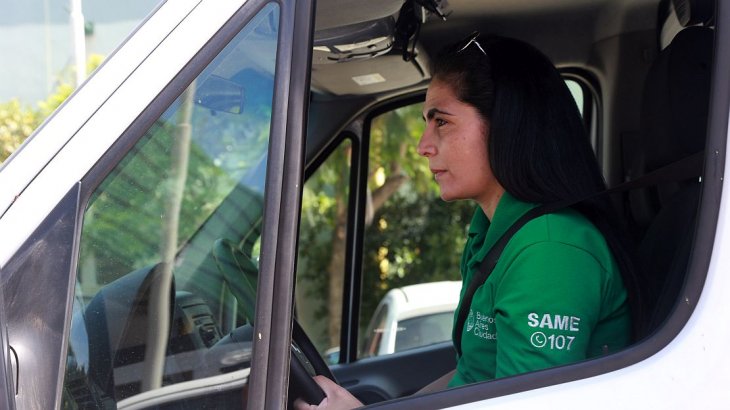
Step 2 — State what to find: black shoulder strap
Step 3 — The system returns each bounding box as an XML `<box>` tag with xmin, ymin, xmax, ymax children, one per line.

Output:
<box><xmin>453</xmin><ymin>204</ymin><xmax>554</xmax><ymax>356</ymax></box>
<box><xmin>451</xmin><ymin>150</ymin><xmax>704</xmax><ymax>356</ymax></box>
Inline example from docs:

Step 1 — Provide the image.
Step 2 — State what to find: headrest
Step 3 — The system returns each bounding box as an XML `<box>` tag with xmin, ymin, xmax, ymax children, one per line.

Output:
<box><xmin>672</xmin><ymin>0</ymin><xmax>715</xmax><ymax>27</ymax></box>
<box><xmin>640</xmin><ymin>26</ymin><xmax>713</xmax><ymax>172</ymax></box>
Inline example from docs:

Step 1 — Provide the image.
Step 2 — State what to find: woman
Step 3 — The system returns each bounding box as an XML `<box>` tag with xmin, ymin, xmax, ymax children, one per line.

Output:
<box><xmin>294</xmin><ymin>33</ymin><xmax>642</xmax><ymax>409</ymax></box>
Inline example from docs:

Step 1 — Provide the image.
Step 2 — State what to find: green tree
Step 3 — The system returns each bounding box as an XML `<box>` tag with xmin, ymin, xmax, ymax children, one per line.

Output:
<box><xmin>79</xmin><ymin>78</ymin><xmax>273</xmax><ymax>291</ymax></box>
<box><xmin>359</xmin><ymin>104</ymin><xmax>474</xmax><ymax>338</ymax></box>
<box><xmin>297</xmin><ymin>103</ymin><xmax>476</xmax><ymax>352</ymax></box>
<box><xmin>0</xmin><ymin>99</ymin><xmax>41</xmax><ymax>162</ymax></box>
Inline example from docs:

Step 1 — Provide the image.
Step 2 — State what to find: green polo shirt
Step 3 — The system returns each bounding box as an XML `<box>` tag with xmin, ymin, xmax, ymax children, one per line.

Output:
<box><xmin>448</xmin><ymin>192</ymin><xmax>631</xmax><ymax>388</ymax></box>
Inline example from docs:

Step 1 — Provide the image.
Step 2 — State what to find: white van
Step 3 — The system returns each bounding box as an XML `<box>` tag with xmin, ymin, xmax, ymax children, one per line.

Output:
<box><xmin>0</xmin><ymin>0</ymin><xmax>728</xmax><ymax>408</ymax></box>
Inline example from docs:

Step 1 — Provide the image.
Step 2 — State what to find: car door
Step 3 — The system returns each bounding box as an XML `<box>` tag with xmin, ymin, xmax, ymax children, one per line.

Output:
<box><xmin>0</xmin><ymin>0</ymin><xmax>314</xmax><ymax>408</ymax></box>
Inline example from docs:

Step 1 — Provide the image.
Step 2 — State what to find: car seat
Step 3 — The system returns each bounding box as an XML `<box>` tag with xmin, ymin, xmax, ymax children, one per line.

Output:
<box><xmin>79</xmin><ymin>264</ymin><xmax>176</xmax><ymax>402</ymax></box>
<box><xmin>212</xmin><ymin>238</ymin><xmax>260</xmax><ymax>325</ymax></box>
<box><xmin>632</xmin><ymin>18</ymin><xmax>714</xmax><ymax>333</ymax></box>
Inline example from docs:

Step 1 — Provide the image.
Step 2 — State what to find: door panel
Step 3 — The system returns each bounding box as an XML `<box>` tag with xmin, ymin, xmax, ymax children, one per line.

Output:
<box><xmin>332</xmin><ymin>342</ymin><xmax>456</xmax><ymax>404</ymax></box>
<box><xmin>0</xmin><ymin>286</ymin><xmax>15</xmax><ymax>410</ymax></box>
<box><xmin>1</xmin><ymin>185</ymin><xmax>80</xmax><ymax>410</ymax></box>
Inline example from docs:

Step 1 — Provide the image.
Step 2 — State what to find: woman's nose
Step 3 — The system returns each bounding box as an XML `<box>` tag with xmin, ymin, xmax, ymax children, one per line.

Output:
<box><xmin>417</xmin><ymin>127</ymin><xmax>436</xmax><ymax>157</ymax></box>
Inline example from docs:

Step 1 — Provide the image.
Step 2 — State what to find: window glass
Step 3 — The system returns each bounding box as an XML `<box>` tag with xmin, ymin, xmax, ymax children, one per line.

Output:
<box><xmin>564</xmin><ymin>77</ymin><xmax>598</xmax><ymax>149</ymax></box>
<box><xmin>565</xmin><ymin>79</ymin><xmax>585</xmax><ymax>117</ymax></box>
<box><xmin>360</xmin><ymin>303</ymin><xmax>389</xmax><ymax>358</ymax></box>
<box><xmin>358</xmin><ymin>103</ymin><xmax>473</xmax><ymax>358</ymax></box>
<box><xmin>296</xmin><ymin>139</ymin><xmax>352</xmax><ymax>364</ymax></box>
<box><xmin>62</xmin><ymin>4</ymin><xmax>279</xmax><ymax>407</ymax></box>
<box><xmin>394</xmin><ymin>312</ymin><xmax>453</xmax><ymax>353</ymax></box>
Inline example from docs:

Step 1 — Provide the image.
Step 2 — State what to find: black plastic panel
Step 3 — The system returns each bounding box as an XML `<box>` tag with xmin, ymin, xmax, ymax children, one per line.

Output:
<box><xmin>1</xmin><ymin>183</ymin><xmax>80</xmax><ymax>409</ymax></box>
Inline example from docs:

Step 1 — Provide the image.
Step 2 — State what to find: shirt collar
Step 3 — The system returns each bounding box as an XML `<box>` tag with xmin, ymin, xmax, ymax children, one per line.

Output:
<box><xmin>465</xmin><ymin>191</ymin><xmax>537</xmax><ymax>269</ymax></box>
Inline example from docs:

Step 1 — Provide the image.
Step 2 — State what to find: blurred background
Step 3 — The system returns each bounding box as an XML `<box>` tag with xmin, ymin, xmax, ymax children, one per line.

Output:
<box><xmin>0</xmin><ymin>0</ymin><xmax>159</xmax><ymax>163</ymax></box>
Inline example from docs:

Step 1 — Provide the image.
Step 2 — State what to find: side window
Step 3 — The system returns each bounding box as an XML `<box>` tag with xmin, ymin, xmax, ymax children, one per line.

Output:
<box><xmin>564</xmin><ymin>76</ymin><xmax>598</xmax><ymax>149</ymax></box>
<box><xmin>565</xmin><ymin>79</ymin><xmax>585</xmax><ymax>117</ymax></box>
<box><xmin>360</xmin><ymin>302</ymin><xmax>389</xmax><ymax>357</ymax></box>
<box><xmin>63</xmin><ymin>4</ymin><xmax>279</xmax><ymax>407</ymax></box>
<box><xmin>358</xmin><ymin>103</ymin><xmax>473</xmax><ymax>358</ymax></box>
<box><xmin>296</xmin><ymin>139</ymin><xmax>352</xmax><ymax>364</ymax></box>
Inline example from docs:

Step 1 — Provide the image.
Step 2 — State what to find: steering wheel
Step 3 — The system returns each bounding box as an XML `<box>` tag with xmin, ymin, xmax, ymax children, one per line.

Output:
<box><xmin>211</xmin><ymin>239</ymin><xmax>333</xmax><ymax>405</ymax></box>
<box><xmin>288</xmin><ymin>319</ymin><xmax>334</xmax><ymax>406</ymax></box>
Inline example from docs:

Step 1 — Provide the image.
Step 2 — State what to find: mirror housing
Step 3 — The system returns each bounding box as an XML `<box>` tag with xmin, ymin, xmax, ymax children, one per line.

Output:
<box><xmin>194</xmin><ymin>75</ymin><xmax>244</xmax><ymax>114</ymax></box>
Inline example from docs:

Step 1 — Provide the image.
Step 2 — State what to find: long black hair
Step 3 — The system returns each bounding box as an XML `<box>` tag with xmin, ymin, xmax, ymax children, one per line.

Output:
<box><xmin>431</xmin><ymin>34</ymin><xmax>647</xmax><ymax>339</ymax></box>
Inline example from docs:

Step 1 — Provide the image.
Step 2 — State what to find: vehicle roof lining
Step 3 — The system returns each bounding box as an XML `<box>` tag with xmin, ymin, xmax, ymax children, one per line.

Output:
<box><xmin>314</xmin><ymin>0</ymin><xmax>403</xmax><ymax>31</ymax></box>
<box><xmin>308</xmin><ymin>0</ymin><xmax>659</xmax><ymax>100</ymax></box>
<box><xmin>306</xmin><ymin>0</ymin><xmax>661</xmax><ymax>168</ymax></box>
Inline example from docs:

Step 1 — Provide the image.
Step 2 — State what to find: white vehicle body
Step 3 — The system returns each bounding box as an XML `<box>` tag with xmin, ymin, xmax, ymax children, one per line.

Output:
<box><xmin>0</xmin><ymin>0</ymin><xmax>728</xmax><ymax>409</ymax></box>
<box><xmin>362</xmin><ymin>281</ymin><xmax>460</xmax><ymax>356</ymax></box>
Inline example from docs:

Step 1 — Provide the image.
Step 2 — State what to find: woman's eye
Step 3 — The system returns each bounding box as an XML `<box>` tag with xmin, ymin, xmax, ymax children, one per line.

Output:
<box><xmin>435</xmin><ymin>118</ymin><xmax>447</xmax><ymax>127</ymax></box>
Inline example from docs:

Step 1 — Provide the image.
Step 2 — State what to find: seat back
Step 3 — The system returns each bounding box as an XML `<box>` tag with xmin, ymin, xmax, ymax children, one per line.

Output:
<box><xmin>212</xmin><ymin>238</ymin><xmax>259</xmax><ymax>325</ymax></box>
<box><xmin>634</xmin><ymin>24</ymin><xmax>713</xmax><ymax>333</ymax></box>
<box><xmin>80</xmin><ymin>264</ymin><xmax>176</xmax><ymax>402</ymax></box>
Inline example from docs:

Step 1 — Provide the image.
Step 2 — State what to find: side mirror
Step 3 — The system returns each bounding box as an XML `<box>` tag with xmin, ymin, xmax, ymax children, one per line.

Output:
<box><xmin>194</xmin><ymin>75</ymin><xmax>244</xmax><ymax>114</ymax></box>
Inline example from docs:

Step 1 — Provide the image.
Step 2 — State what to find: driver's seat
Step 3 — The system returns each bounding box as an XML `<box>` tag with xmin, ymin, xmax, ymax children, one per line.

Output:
<box><xmin>212</xmin><ymin>238</ymin><xmax>259</xmax><ymax>325</ymax></box>
<box><xmin>632</xmin><ymin>23</ymin><xmax>714</xmax><ymax>333</ymax></box>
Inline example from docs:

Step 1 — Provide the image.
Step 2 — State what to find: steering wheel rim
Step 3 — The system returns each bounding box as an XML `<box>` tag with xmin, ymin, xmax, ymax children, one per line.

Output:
<box><xmin>210</xmin><ymin>240</ymin><xmax>333</xmax><ymax>405</ymax></box>
<box><xmin>292</xmin><ymin>319</ymin><xmax>336</xmax><ymax>380</ymax></box>
<box><xmin>288</xmin><ymin>319</ymin><xmax>334</xmax><ymax>406</ymax></box>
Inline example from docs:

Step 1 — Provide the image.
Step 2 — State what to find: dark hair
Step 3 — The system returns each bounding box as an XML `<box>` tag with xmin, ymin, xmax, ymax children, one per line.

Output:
<box><xmin>431</xmin><ymin>35</ymin><xmax>647</xmax><ymax>339</ymax></box>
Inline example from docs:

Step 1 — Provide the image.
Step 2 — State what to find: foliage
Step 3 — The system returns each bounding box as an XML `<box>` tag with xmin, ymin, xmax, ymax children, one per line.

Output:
<box><xmin>297</xmin><ymin>140</ymin><xmax>352</xmax><ymax>349</ymax></box>
<box><xmin>0</xmin><ymin>99</ymin><xmax>41</xmax><ymax>162</ymax></box>
<box><xmin>368</xmin><ymin>103</ymin><xmax>436</xmax><ymax>196</ymax></box>
<box><xmin>296</xmin><ymin>103</ymin><xmax>477</xmax><ymax>353</ymax></box>
<box><xmin>360</xmin><ymin>190</ymin><xmax>474</xmax><ymax>329</ymax></box>
<box><xmin>37</xmin><ymin>84</ymin><xmax>75</xmax><ymax>118</ymax></box>
<box><xmin>79</xmin><ymin>87</ymin><xmax>272</xmax><ymax>286</ymax></box>
<box><xmin>0</xmin><ymin>54</ymin><xmax>104</xmax><ymax>163</ymax></box>
<box><xmin>358</xmin><ymin>104</ymin><xmax>473</xmax><ymax>327</ymax></box>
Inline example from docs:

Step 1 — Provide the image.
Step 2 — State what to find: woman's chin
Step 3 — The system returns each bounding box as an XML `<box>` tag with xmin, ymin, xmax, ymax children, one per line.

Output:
<box><xmin>440</xmin><ymin>190</ymin><xmax>475</xmax><ymax>203</ymax></box>
<box><xmin>439</xmin><ymin>191</ymin><xmax>457</xmax><ymax>202</ymax></box>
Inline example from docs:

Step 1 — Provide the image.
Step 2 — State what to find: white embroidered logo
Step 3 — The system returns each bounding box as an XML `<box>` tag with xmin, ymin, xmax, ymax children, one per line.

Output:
<box><xmin>466</xmin><ymin>309</ymin><xmax>475</xmax><ymax>332</ymax></box>
<box><xmin>526</xmin><ymin>312</ymin><xmax>580</xmax><ymax>351</ymax></box>
<box><xmin>467</xmin><ymin>310</ymin><xmax>496</xmax><ymax>341</ymax></box>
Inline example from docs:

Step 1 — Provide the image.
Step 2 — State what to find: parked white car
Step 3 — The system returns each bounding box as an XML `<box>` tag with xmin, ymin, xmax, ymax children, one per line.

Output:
<box><xmin>361</xmin><ymin>281</ymin><xmax>461</xmax><ymax>357</ymax></box>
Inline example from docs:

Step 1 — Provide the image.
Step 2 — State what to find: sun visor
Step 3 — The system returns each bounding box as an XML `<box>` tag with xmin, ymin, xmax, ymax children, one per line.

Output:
<box><xmin>311</xmin><ymin>51</ymin><xmax>428</xmax><ymax>95</ymax></box>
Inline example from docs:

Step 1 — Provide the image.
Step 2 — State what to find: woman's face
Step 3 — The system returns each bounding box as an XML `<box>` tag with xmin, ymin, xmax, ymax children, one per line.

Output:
<box><xmin>418</xmin><ymin>79</ymin><xmax>503</xmax><ymax>214</ymax></box>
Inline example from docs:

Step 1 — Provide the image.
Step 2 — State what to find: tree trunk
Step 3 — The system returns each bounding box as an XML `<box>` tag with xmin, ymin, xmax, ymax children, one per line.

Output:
<box><xmin>327</xmin><ymin>193</ymin><xmax>348</xmax><ymax>348</ymax></box>
<box><xmin>327</xmin><ymin>152</ymin><xmax>409</xmax><ymax>348</ymax></box>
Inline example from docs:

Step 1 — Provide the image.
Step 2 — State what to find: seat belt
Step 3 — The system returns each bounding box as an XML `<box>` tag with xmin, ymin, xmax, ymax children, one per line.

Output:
<box><xmin>452</xmin><ymin>151</ymin><xmax>703</xmax><ymax>356</ymax></box>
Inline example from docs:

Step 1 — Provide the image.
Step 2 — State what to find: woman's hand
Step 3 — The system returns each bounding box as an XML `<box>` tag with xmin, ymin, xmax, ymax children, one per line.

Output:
<box><xmin>292</xmin><ymin>375</ymin><xmax>363</xmax><ymax>410</ymax></box>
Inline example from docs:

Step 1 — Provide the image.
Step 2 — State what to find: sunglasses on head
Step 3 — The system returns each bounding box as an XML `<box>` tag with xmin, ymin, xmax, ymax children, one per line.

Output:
<box><xmin>455</xmin><ymin>31</ymin><xmax>487</xmax><ymax>55</ymax></box>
